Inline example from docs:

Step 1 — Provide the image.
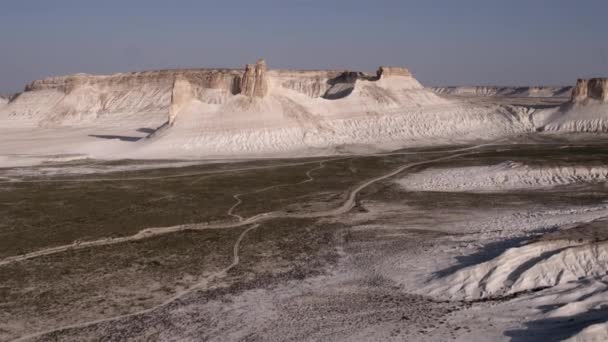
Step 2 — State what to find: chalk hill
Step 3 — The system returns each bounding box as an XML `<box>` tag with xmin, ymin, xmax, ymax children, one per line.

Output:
<box><xmin>0</xmin><ymin>60</ymin><xmax>566</xmax><ymax>160</ymax></box>
<box><xmin>533</xmin><ymin>78</ymin><xmax>608</xmax><ymax>132</ymax></box>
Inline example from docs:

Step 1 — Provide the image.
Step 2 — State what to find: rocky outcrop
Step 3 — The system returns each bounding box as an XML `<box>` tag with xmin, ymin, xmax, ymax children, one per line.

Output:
<box><xmin>2</xmin><ymin>60</ymin><xmax>433</xmax><ymax>128</ymax></box>
<box><xmin>240</xmin><ymin>59</ymin><xmax>268</xmax><ymax>98</ymax></box>
<box><xmin>532</xmin><ymin>78</ymin><xmax>608</xmax><ymax>133</ymax></box>
<box><xmin>376</xmin><ymin>66</ymin><xmax>412</xmax><ymax>79</ymax></box>
<box><xmin>572</xmin><ymin>78</ymin><xmax>608</xmax><ymax>102</ymax></box>
<box><xmin>7</xmin><ymin>62</ymin><xmax>423</xmax><ymax>123</ymax></box>
<box><xmin>5</xmin><ymin>69</ymin><xmax>245</xmax><ymax>123</ymax></box>
<box><xmin>272</xmin><ymin>70</ymin><xmax>342</xmax><ymax>98</ymax></box>
<box><xmin>2</xmin><ymin>59</ymin><xmax>546</xmax><ymax>161</ymax></box>
<box><xmin>168</xmin><ymin>76</ymin><xmax>194</xmax><ymax>125</ymax></box>
<box><xmin>571</xmin><ymin>79</ymin><xmax>589</xmax><ymax>102</ymax></box>
<box><xmin>323</xmin><ymin>72</ymin><xmax>367</xmax><ymax>99</ymax></box>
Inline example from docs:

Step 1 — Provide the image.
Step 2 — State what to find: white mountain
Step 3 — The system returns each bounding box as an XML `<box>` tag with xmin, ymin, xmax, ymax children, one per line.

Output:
<box><xmin>533</xmin><ymin>78</ymin><xmax>608</xmax><ymax>132</ymax></box>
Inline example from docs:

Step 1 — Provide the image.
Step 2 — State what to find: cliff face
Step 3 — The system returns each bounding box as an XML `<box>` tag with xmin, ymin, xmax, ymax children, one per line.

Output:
<box><xmin>572</xmin><ymin>78</ymin><xmax>608</xmax><ymax>102</ymax></box>
<box><xmin>240</xmin><ymin>59</ymin><xmax>268</xmax><ymax>98</ymax></box>
<box><xmin>271</xmin><ymin>70</ymin><xmax>342</xmax><ymax>98</ymax></box>
<box><xmin>377</xmin><ymin>66</ymin><xmax>412</xmax><ymax>78</ymax></box>
<box><xmin>8</xmin><ymin>69</ymin><xmax>244</xmax><ymax>124</ymax></box>
<box><xmin>532</xmin><ymin>77</ymin><xmax>608</xmax><ymax>133</ymax></box>
<box><xmin>4</xmin><ymin>59</ymin><xmax>432</xmax><ymax>126</ymax></box>
<box><xmin>168</xmin><ymin>76</ymin><xmax>194</xmax><ymax>125</ymax></box>
<box><xmin>0</xmin><ymin>59</ymin><xmax>542</xmax><ymax>160</ymax></box>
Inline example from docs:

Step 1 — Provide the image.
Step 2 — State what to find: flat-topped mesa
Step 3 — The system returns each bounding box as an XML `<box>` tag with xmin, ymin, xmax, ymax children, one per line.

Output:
<box><xmin>240</xmin><ymin>59</ymin><xmax>268</xmax><ymax>98</ymax></box>
<box><xmin>376</xmin><ymin>66</ymin><xmax>412</xmax><ymax>79</ymax></box>
<box><xmin>571</xmin><ymin>78</ymin><xmax>608</xmax><ymax>102</ymax></box>
<box><xmin>24</xmin><ymin>69</ymin><xmax>242</xmax><ymax>95</ymax></box>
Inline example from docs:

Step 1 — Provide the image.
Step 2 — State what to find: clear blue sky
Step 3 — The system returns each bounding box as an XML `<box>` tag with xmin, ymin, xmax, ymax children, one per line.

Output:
<box><xmin>1</xmin><ymin>0</ymin><xmax>607</xmax><ymax>93</ymax></box>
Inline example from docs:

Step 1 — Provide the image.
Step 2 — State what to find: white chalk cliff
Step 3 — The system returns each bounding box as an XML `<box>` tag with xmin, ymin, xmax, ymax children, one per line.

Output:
<box><xmin>533</xmin><ymin>78</ymin><xmax>608</xmax><ymax>132</ymax></box>
<box><xmin>136</xmin><ymin>62</ymin><xmax>534</xmax><ymax>158</ymax></box>
<box><xmin>3</xmin><ymin>60</ymin><xmax>603</xmax><ymax>162</ymax></box>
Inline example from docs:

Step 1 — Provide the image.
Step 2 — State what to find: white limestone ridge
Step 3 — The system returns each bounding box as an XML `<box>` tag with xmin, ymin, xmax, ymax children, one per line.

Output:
<box><xmin>424</xmin><ymin>220</ymin><xmax>608</xmax><ymax>301</ymax></box>
<box><xmin>533</xmin><ymin>78</ymin><xmax>608</xmax><ymax>132</ymax></box>
<box><xmin>0</xmin><ymin>60</ymin><xmax>535</xmax><ymax>159</ymax></box>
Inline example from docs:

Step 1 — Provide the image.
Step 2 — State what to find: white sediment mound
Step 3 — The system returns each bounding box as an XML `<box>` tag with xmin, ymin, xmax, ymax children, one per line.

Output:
<box><xmin>398</xmin><ymin>161</ymin><xmax>608</xmax><ymax>192</ymax></box>
<box><xmin>0</xmin><ymin>61</ymin><xmax>536</xmax><ymax>161</ymax></box>
<box><xmin>426</xmin><ymin>237</ymin><xmax>608</xmax><ymax>300</ymax></box>
<box><xmin>432</xmin><ymin>86</ymin><xmax>572</xmax><ymax>98</ymax></box>
<box><xmin>534</xmin><ymin>78</ymin><xmax>608</xmax><ymax>133</ymax></box>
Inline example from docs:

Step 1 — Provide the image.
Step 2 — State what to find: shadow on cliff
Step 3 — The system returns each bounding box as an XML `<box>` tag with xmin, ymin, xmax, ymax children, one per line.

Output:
<box><xmin>322</xmin><ymin>71</ymin><xmax>377</xmax><ymax>100</ymax></box>
<box><xmin>89</xmin><ymin>134</ymin><xmax>142</xmax><ymax>142</ymax></box>
<box><xmin>432</xmin><ymin>226</ymin><xmax>559</xmax><ymax>279</ymax></box>
<box><xmin>504</xmin><ymin>308</ymin><xmax>608</xmax><ymax>341</ymax></box>
<box><xmin>89</xmin><ymin>127</ymin><xmax>157</xmax><ymax>142</ymax></box>
<box><xmin>136</xmin><ymin>128</ymin><xmax>156</xmax><ymax>134</ymax></box>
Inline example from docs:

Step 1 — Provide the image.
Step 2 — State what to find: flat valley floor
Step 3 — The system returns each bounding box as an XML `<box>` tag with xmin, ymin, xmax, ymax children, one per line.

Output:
<box><xmin>2</xmin><ymin>134</ymin><xmax>608</xmax><ymax>341</ymax></box>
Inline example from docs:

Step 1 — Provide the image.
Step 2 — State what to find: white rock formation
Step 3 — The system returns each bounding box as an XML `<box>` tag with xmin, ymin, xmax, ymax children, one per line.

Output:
<box><xmin>533</xmin><ymin>78</ymin><xmax>608</xmax><ymax>132</ymax></box>
<box><xmin>0</xmin><ymin>60</ymin><xmax>537</xmax><ymax>162</ymax></box>
<box><xmin>240</xmin><ymin>59</ymin><xmax>268</xmax><ymax>98</ymax></box>
<box><xmin>571</xmin><ymin>78</ymin><xmax>608</xmax><ymax>103</ymax></box>
<box><xmin>377</xmin><ymin>66</ymin><xmax>412</xmax><ymax>78</ymax></box>
<box><xmin>168</xmin><ymin>76</ymin><xmax>194</xmax><ymax>125</ymax></box>
<box><xmin>426</xmin><ymin>237</ymin><xmax>608</xmax><ymax>300</ymax></box>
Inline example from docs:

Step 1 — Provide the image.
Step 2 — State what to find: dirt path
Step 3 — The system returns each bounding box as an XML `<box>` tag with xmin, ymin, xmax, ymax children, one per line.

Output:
<box><xmin>227</xmin><ymin>160</ymin><xmax>328</xmax><ymax>221</ymax></box>
<box><xmin>10</xmin><ymin>223</ymin><xmax>260</xmax><ymax>342</ymax></box>
<box><xmin>0</xmin><ymin>142</ymin><xmax>500</xmax><ymax>268</ymax></box>
<box><xmin>5</xmin><ymin>140</ymin><xmax>513</xmax><ymax>341</ymax></box>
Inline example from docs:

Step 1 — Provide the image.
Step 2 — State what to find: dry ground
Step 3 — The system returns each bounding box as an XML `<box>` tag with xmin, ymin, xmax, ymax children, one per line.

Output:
<box><xmin>2</xmin><ymin>135</ymin><xmax>608</xmax><ymax>341</ymax></box>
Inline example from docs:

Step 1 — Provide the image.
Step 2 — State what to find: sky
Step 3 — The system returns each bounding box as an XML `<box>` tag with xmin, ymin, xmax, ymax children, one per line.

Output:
<box><xmin>1</xmin><ymin>0</ymin><xmax>607</xmax><ymax>93</ymax></box>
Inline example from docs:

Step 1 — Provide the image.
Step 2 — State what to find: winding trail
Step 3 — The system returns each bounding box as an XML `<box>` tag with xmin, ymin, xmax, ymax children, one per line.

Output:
<box><xmin>5</xmin><ymin>140</ymin><xmax>513</xmax><ymax>341</ymax></box>
<box><xmin>227</xmin><ymin>160</ymin><xmax>328</xmax><ymax>221</ymax></box>
<box><xmin>0</xmin><ymin>141</ymin><xmax>498</xmax><ymax>268</ymax></box>
<box><xmin>11</xmin><ymin>223</ymin><xmax>260</xmax><ymax>342</ymax></box>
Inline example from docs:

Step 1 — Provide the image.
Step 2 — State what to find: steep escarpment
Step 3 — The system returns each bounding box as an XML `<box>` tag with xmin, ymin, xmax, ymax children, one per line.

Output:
<box><xmin>272</xmin><ymin>70</ymin><xmax>337</xmax><ymax>98</ymax></box>
<box><xmin>142</xmin><ymin>63</ymin><xmax>533</xmax><ymax>158</ymax></box>
<box><xmin>571</xmin><ymin>78</ymin><xmax>608</xmax><ymax>102</ymax></box>
<box><xmin>533</xmin><ymin>78</ymin><xmax>608</xmax><ymax>132</ymax></box>
<box><xmin>168</xmin><ymin>76</ymin><xmax>194</xmax><ymax>125</ymax></box>
<box><xmin>1</xmin><ymin>69</ymin><xmax>244</xmax><ymax>126</ymax></box>
<box><xmin>377</xmin><ymin>66</ymin><xmax>412</xmax><ymax>78</ymax></box>
<box><xmin>433</xmin><ymin>86</ymin><xmax>572</xmax><ymax>98</ymax></box>
<box><xmin>240</xmin><ymin>59</ymin><xmax>269</xmax><ymax>98</ymax></box>
<box><xmin>0</xmin><ymin>60</ymin><xmax>536</xmax><ymax>160</ymax></box>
